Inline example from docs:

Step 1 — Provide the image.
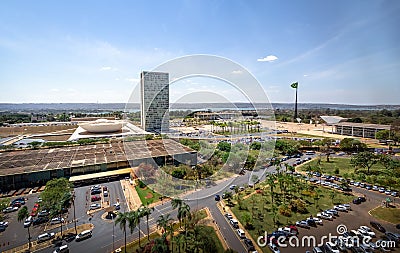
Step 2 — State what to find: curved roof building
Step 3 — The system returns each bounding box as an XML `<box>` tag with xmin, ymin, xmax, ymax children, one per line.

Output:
<box><xmin>79</xmin><ymin>119</ymin><xmax>124</xmax><ymax>133</ymax></box>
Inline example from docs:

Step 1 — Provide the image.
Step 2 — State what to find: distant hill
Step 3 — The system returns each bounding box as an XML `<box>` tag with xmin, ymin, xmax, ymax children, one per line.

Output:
<box><xmin>0</xmin><ymin>103</ymin><xmax>399</xmax><ymax>113</ymax></box>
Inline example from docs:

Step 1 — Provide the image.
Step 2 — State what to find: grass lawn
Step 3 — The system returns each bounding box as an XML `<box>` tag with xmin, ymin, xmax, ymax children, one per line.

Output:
<box><xmin>370</xmin><ymin>206</ymin><xmax>400</xmax><ymax>224</ymax></box>
<box><xmin>135</xmin><ymin>185</ymin><xmax>162</xmax><ymax>205</ymax></box>
<box><xmin>230</xmin><ymin>177</ymin><xmax>353</xmax><ymax>253</ymax></box>
<box><xmin>297</xmin><ymin>157</ymin><xmax>386</xmax><ymax>176</ymax></box>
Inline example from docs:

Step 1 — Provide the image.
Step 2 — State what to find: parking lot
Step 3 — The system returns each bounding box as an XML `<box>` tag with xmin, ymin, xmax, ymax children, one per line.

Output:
<box><xmin>0</xmin><ymin>180</ymin><xmax>128</xmax><ymax>252</ymax></box>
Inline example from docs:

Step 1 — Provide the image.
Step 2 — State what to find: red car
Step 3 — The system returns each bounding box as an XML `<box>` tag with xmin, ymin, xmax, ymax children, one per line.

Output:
<box><xmin>91</xmin><ymin>196</ymin><xmax>101</xmax><ymax>202</ymax></box>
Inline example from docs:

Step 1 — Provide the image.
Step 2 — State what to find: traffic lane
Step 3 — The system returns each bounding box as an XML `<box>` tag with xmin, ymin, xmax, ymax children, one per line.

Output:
<box><xmin>352</xmin><ymin>186</ymin><xmax>399</xmax><ymax>203</ymax></box>
<box><xmin>209</xmin><ymin>204</ymin><xmax>248</xmax><ymax>253</ymax></box>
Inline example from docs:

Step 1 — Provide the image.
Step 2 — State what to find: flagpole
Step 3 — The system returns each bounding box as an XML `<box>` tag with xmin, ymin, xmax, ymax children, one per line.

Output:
<box><xmin>294</xmin><ymin>86</ymin><xmax>298</xmax><ymax>121</ymax></box>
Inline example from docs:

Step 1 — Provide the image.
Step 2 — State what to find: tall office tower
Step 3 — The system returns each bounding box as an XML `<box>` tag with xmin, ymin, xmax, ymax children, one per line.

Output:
<box><xmin>140</xmin><ymin>71</ymin><xmax>170</xmax><ymax>133</ymax></box>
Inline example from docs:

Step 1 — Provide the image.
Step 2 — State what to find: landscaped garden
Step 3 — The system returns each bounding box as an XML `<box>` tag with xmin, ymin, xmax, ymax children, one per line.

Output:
<box><xmin>370</xmin><ymin>206</ymin><xmax>400</xmax><ymax>224</ymax></box>
<box><xmin>227</xmin><ymin>173</ymin><xmax>354</xmax><ymax>252</ymax></box>
<box><xmin>135</xmin><ymin>181</ymin><xmax>162</xmax><ymax>205</ymax></box>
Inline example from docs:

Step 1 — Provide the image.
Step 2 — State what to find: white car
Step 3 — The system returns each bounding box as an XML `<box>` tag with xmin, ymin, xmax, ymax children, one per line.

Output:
<box><xmin>317</xmin><ymin>213</ymin><xmax>333</xmax><ymax>221</ymax></box>
<box><xmin>50</xmin><ymin>217</ymin><xmax>65</xmax><ymax>225</ymax></box>
<box><xmin>38</xmin><ymin>232</ymin><xmax>55</xmax><ymax>242</ymax></box>
<box><xmin>311</xmin><ymin>217</ymin><xmax>323</xmax><ymax>225</ymax></box>
<box><xmin>358</xmin><ymin>226</ymin><xmax>376</xmax><ymax>237</ymax></box>
<box><xmin>326</xmin><ymin>242</ymin><xmax>340</xmax><ymax>253</ymax></box>
<box><xmin>340</xmin><ymin>204</ymin><xmax>351</xmax><ymax>211</ymax></box>
<box><xmin>3</xmin><ymin>206</ymin><xmax>18</xmax><ymax>213</ymax></box>
<box><xmin>385</xmin><ymin>190</ymin><xmax>391</xmax><ymax>195</ymax></box>
<box><xmin>268</xmin><ymin>243</ymin><xmax>280</xmax><ymax>253</ymax></box>
<box><xmin>372</xmin><ymin>185</ymin><xmax>379</xmax><ymax>191</ymax></box>
<box><xmin>334</xmin><ymin>205</ymin><xmax>347</xmax><ymax>212</ymax></box>
<box><xmin>90</xmin><ymin>203</ymin><xmax>101</xmax><ymax>210</ymax></box>
<box><xmin>379</xmin><ymin>187</ymin><xmax>385</xmax><ymax>193</ymax></box>
<box><xmin>237</xmin><ymin>228</ymin><xmax>245</xmax><ymax>238</ymax></box>
<box><xmin>0</xmin><ymin>221</ymin><xmax>9</xmax><ymax>227</ymax></box>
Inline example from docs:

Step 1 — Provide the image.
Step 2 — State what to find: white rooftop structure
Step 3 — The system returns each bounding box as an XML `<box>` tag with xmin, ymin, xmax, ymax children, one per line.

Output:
<box><xmin>320</xmin><ymin>115</ymin><xmax>346</xmax><ymax>125</ymax></box>
<box><xmin>69</xmin><ymin>120</ymin><xmax>149</xmax><ymax>141</ymax></box>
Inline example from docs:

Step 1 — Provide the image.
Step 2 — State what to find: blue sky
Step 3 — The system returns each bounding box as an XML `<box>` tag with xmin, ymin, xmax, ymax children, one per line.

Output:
<box><xmin>0</xmin><ymin>0</ymin><xmax>399</xmax><ymax>104</ymax></box>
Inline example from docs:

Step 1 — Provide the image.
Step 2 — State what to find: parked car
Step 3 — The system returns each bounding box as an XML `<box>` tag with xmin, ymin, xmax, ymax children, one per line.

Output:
<box><xmin>33</xmin><ymin>216</ymin><xmax>49</xmax><ymax>226</ymax></box>
<box><xmin>103</xmin><ymin>191</ymin><xmax>109</xmax><ymax>197</ymax></box>
<box><xmin>37</xmin><ymin>232</ymin><xmax>55</xmax><ymax>242</ymax></box>
<box><xmin>317</xmin><ymin>212</ymin><xmax>333</xmax><ymax>221</ymax></box>
<box><xmin>243</xmin><ymin>238</ymin><xmax>255</xmax><ymax>251</ymax></box>
<box><xmin>229</xmin><ymin>185</ymin><xmax>237</xmax><ymax>190</ymax></box>
<box><xmin>334</xmin><ymin>205</ymin><xmax>348</xmax><ymax>212</ymax></box>
<box><xmin>385</xmin><ymin>232</ymin><xmax>400</xmax><ymax>244</ymax></box>
<box><xmin>214</xmin><ymin>195</ymin><xmax>220</xmax><ymax>201</ymax></box>
<box><xmin>90</xmin><ymin>203</ymin><xmax>101</xmax><ymax>210</ymax></box>
<box><xmin>268</xmin><ymin>243</ymin><xmax>280</xmax><ymax>253</ymax></box>
<box><xmin>3</xmin><ymin>206</ymin><xmax>18</xmax><ymax>213</ymax></box>
<box><xmin>50</xmin><ymin>217</ymin><xmax>64</xmax><ymax>225</ymax></box>
<box><xmin>230</xmin><ymin>219</ymin><xmax>239</xmax><ymax>228</ymax></box>
<box><xmin>326</xmin><ymin>242</ymin><xmax>340</xmax><ymax>253</ymax></box>
<box><xmin>370</xmin><ymin>221</ymin><xmax>386</xmax><ymax>233</ymax></box>
<box><xmin>224</xmin><ymin>213</ymin><xmax>233</xmax><ymax>220</ymax></box>
<box><xmin>237</xmin><ymin>229</ymin><xmax>245</xmax><ymax>238</ymax></box>
<box><xmin>0</xmin><ymin>221</ymin><xmax>9</xmax><ymax>227</ymax></box>
<box><xmin>311</xmin><ymin>217</ymin><xmax>323</xmax><ymax>225</ymax></box>
<box><xmin>295</xmin><ymin>220</ymin><xmax>310</xmax><ymax>229</ymax></box>
<box><xmin>358</xmin><ymin>226</ymin><xmax>376</xmax><ymax>237</ymax></box>
<box><xmin>91</xmin><ymin>195</ymin><xmax>101</xmax><ymax>202</ymax></box>
<box><xmin>23</xmin><ymin>216</ymin><xmax>33</xmax><ymax>228</ymax></box>
<box><xmin>38</xmin><ymin>210</ymin><xmax>49</xmax><ymax>217</ymax></box>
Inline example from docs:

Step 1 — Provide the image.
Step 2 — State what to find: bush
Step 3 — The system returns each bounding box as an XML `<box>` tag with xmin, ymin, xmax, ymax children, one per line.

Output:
<box><xmin>279</xmin><ymin>205</ymin><xmax>292</xmax><ymax>217</ymax></box>
<box><xmin>138</xmin><ymin>180</ymin><xmax>146</xmax><ymax>188</ymax></box>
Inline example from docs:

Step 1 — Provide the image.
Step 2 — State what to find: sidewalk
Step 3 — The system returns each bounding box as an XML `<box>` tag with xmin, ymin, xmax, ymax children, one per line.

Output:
<box><xmin>120</xmin><ymin>179</ymin><xmax>142</xmax><ymax>211</ymax></box>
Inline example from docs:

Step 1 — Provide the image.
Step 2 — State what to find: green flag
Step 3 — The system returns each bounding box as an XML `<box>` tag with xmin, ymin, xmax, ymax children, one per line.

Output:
<box><xmin>291</xmin><ymin>82</ymin><xmax>298</xmax><ymax>89</ymax></box>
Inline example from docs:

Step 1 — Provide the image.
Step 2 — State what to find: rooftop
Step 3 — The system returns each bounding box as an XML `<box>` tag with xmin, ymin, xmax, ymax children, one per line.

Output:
<box><xmin>0</xmin><ymin>139</ymin><xmax>195</xmax><ymax>176</ymax></box>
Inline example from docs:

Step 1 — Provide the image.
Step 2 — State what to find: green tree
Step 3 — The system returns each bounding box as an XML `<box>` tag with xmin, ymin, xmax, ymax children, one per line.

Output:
<box><xmin>17</xmin><ymin>206</ymin><xmax>31</xmax><ymax>249</ymax></box>
<box><xmin>217</xmin><ymin>141</ymin><xmax>231</xmax><ymax>152</ymax></box>
<box><xmin>339</xmin><ymin>138</ymin><xmax>367</xmax><ymax>152</ymax></box>
<box><xmin>0</xmin><ymin>198</ymin><xmax>10</xmax><ymax>221</ymax></box>
<box><xmin>156</xmin><ymin>214</ymin><xmax>172</xmax><ymax>236</ymax></box>
<box><xmin>351</xmin><ymin>152</ymin><xmax>380</xmax><ymax>175</ymax></box>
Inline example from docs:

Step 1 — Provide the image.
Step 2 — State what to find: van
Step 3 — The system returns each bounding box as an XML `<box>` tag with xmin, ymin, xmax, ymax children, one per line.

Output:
<box><xmin>76</xmin><ymin>229</ymin><xmax>92</xmax><ymax>241</ymax></box>
<box><xmin>53</xmin><ymin>245</ymin><xmax>69</xmax><ymax>253</ymax></box>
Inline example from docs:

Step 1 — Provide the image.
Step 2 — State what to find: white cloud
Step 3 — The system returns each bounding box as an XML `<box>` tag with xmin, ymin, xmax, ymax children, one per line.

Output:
<box><xmin>125</xmin><ymin>78</ymin><xmax>140</xmax><ymax>83</ymax></box>
<box><xmin>303</xmin><ymin>74</ymin><xmax>308</xmax><ymax>77</ymax></box>
<box><xmin>231</xmin><ymin>70</ymin><xmax>243</xmax><ymax>74</ymax></box>
<box><xmin>50</xmin><ymin>88</ymin><xmax>59</xmax><ymax>92</ymax></box>
<box><xmin>257</xmin><ymin>55</ymin><xmax>278</xmax><ymax>62</ymax></box>
<box><xmin>100</xmin><ymin>66</ymin><xmax>112</xmax><ymax>71</ymax></box>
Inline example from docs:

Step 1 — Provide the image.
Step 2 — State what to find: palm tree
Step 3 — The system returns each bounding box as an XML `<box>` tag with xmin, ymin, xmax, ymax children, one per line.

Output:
<box><xmin>173</xmin><ymin>234</ymin><xmax>185</xmax><ymax>253</ymax></box>
<box><xmin>17</xmin><ymin>206</ymin><xmax>31</xmax><ymax>249</ymax></box>
<box><xmin>141</xmin><ymin>204</ymin><xmax>155</xmax><ymax>240</ymax></box>
<box><xmin>152</xmin><ymin>235</ymin><xmax>169</xmax><ymax>253</ymax></box>
<box><xmin>156</xmin><ymin>214</ymin><xmax>172</xmax><ymax>235</ymax></box>
<box><xmin>171</xmin><ymin>198</ymin><xmax>183</xmax><ymax>210</ymax></box>
<box><xmin>266</xmin><ymin>174</ymin><xmax>276</xmax><ymax>204</ymax></box>
<box><xmin>115</xmin><ymin>211</ymin><xmax>130</xmax><ymax>253</ymax></box>
<box><xmin>129</xmin><ymin>209</ymin><xmax>142</xmax><ymax>248</ymax></box>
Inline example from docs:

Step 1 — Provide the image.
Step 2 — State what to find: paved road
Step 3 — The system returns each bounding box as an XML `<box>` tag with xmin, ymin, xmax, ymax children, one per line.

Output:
<box><xmin>4</xmin><ymin>153</ymin><xmax>400</xmax><ymax>253</ymax></box>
